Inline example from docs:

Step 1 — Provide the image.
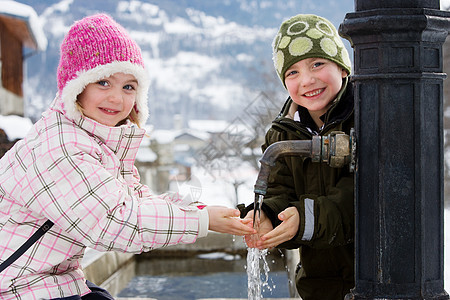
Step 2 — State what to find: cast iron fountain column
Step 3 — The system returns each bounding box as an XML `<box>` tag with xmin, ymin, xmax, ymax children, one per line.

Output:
<box><xmin>340</xmin><ymin>1</ymin><xmax>450</xmax><ymax>299</ymax></box>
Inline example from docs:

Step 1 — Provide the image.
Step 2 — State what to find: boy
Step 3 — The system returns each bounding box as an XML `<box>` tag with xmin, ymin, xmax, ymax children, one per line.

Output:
<box><xmin>244</xmin><ymin>14</ymin><xmax>354</xmax><ymax>299</ymax></box>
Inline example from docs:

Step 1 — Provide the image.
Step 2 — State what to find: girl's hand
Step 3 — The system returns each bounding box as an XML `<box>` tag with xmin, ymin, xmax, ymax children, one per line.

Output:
<box><xmin>253</xmin><ymin>207</ymin><xmax>300</xmax><ymax>249</ymax></box>
<box><xmin>206</xmin><ymin>206</ymin><xmax>256</xmax><ymax>236</ymax></box>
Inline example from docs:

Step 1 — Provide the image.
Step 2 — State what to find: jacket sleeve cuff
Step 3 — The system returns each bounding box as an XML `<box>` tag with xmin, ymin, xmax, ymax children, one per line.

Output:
<box><xmin>197</xmin><ymin>207</ymin><xmax>209</xmax><ymax>238</ymax></box>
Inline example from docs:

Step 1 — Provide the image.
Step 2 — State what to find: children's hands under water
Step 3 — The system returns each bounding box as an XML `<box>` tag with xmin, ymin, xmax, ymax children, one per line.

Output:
<box><xmin>206</xmin><ymin>206</ymin><xmax>256</xmax><ymax>236</ymax></box>
<box><xmin>243</xmin><ymin>210</ymin><xmax>274</xmax><ymax>248</ymax></box>
<box><xmin>247</xmin><ymin>207</ymin><xmax>300</xmax><ymax>249</ymax></box>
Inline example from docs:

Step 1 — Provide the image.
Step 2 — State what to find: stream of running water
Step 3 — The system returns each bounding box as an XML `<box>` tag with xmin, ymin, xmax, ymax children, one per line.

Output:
<box><xmin>247</xmin><ymin>247</ymin><xmax>270</xmax><ymax>300</ymax></box>
<box><xmin>247</xmin><ymin>194</ymin><xmax>272</xmax><ymax>300</ymax></box>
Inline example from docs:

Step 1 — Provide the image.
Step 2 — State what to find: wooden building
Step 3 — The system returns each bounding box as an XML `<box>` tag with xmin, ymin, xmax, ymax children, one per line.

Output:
<box><xmin>0</xmin><ymin>1</ymin><xmax>46</xmax><ymax>157</ymax></box>
<box><xmin>0</xmin><ymin>1</ymin><xmax>46</xmax><ymax>116</ymax></box>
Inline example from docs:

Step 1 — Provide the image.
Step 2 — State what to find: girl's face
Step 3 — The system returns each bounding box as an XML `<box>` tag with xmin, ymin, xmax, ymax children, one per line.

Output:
<box><xmin>284</xmin><ymin>58</ymin><xmax>347</xmax><ymax>122</ymax></box>
<box><xmin>77</xmin><ymin>73</ymin><xmax>138</xmax><ymax>127</ymax></box>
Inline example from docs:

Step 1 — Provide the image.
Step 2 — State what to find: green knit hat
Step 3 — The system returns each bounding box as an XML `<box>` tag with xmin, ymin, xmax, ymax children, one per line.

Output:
<box><xmin>273</xmin><ymin>14</ymin><xmax>352</xmax><ymax>87</ymax></box>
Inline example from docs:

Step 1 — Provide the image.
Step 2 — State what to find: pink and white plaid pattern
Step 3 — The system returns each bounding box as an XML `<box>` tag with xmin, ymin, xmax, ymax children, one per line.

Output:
<box><xmin>0</xmin><ymin>104</ymin><xmax>204</xmax><ymax>299</ymax></box>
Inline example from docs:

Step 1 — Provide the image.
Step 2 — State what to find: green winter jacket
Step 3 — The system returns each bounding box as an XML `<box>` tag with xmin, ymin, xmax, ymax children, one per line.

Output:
<box><xmin>260</xmin><ymin>78</ymin><xmax>355</xmax><ymax>299</ymax></box>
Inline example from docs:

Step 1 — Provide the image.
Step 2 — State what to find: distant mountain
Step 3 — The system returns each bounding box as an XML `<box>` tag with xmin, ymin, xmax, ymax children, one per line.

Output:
<box><xmin>21</xmin><ymin>0</ymin><xmax>354</xmax><ymax>129</ymax></box>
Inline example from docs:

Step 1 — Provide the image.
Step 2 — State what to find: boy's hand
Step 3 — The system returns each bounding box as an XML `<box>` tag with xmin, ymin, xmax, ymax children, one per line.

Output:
<box><xmin>206</xmin><ymin>206</ymin><xmax>256</xmax><ymax>236</ymax></box>
<box><xmin>254</xmin><ymin>207</ymin><xmax>300</xmax><ymax>249</ymax></box>
<box><xmin>243</xmin><ymin>210</ymin><xmax>274</xmax><ymax>248</ymax></box>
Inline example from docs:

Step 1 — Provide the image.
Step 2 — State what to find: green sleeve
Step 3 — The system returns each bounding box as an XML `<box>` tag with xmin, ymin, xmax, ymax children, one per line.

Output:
<box><xmin>288</xmin><ymin>174</ymin><xmax>354</xmax><ymax>249</ymax></box>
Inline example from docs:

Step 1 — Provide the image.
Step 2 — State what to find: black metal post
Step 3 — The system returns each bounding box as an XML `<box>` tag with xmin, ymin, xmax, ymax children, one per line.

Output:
<box><xmin>340</xmin><ymin>1</ymin><xmax>450</xmax><ymax>299</ymax></box>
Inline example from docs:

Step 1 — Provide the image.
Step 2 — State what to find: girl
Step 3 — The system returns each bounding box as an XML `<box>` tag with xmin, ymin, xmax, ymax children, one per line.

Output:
<box><xmin>0</xmin><ymin>14</ymin><xmax>254</xmax><ymax>299</ymax></box>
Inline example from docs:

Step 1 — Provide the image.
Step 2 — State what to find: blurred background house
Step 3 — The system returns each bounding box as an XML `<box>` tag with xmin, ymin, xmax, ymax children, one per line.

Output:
<box><xmin>0</xmin><ymin>1</ymin><xmax>46</xmax><ymax>157</ymax></box>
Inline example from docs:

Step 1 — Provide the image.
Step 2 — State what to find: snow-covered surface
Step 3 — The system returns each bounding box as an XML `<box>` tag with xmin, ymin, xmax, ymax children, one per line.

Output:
<box><xmin>188</xmin><ymin>119</ymin><xmax>230</xmax><ymax>133</ymax></box>
<box><xmin>442</xmin><ymin>0</ymin><xmax>450</xmax><ymax>9</ymax></box>
<box><xmin>149</xmin><ymin>129</ymin><xmax>177</xmax><ymax>144</ymax></box>
<box><xmin>0</xmin><ymin>115</ymin><xmax>33</xmax><ymax>141</ymax></box>
<box><xmin>136</xmin><ymin>146</ymin><xmax>157</xmax><ymax>163</ymax></box>
<box><xmin>175</xmin><ymin>129</ymin><xmax>210</xmax><ymax>142</ymax></box>
<box><xmin>197</xmin><ymin>252</ymin><xmax>242</xmax><ymax>261</ymax></box>
<box><xmin>0</xmin><ymin>0</ymin><xmax>47</xmax><ymax>51</ymax></box>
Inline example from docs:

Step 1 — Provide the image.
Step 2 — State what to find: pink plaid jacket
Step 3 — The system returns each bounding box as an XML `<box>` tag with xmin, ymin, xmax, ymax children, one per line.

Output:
<box><xmin>0</xmin><ymin>99</ymin><xmax>208</xmax><ymax>299</ymax></box>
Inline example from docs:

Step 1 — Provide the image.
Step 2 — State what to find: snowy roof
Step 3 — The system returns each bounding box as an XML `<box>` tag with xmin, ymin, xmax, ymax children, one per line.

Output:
<box><xmin>136</xmin><ymin>146</ymin><xmax>157</xmax><ymax>163</ymax></box>
<box><xmin>188</xmin><ymin>119</ymin><xmax>230</xmax><ymax>133</ymax></box>
<box><xmin>150</xmin><ymin>129</ymin><xmax>177</xmax><ymax>144</ymax></box>
<box><xmin>175</xmin><ymin>129</ymin><xmax>209</xmax><ymax>141</ymax></box>
<box><xmin>0</xmin><ymin>115</ymin><xmax>33</xmax><ymax>141</ymax></box>
<box><xmin>0</xmin><ymin>1</ymin><xmax>47</xmax><ymax>51</ymax></box>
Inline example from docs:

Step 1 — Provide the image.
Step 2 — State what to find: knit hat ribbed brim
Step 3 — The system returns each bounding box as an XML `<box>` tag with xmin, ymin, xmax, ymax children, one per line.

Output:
<box><xmin>57</xmin><ymin>14</ymin><xmax>149</xmax><ymax>125</ymax></box>
<box><xmin>273</xmin><ymin>14</ymin><xmax>352</xmax><ymax>87</ymax></box>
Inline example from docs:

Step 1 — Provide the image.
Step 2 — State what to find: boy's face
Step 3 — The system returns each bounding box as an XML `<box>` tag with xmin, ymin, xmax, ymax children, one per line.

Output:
<box><xmin>77</xmin><ymin>73</ymin><xmax>138</xmax><ymax>126</ymax></box>
<box><xmin>284</xmin><ymin>58</ymin><xmax>347</xmax><ymax>120</ymax></box>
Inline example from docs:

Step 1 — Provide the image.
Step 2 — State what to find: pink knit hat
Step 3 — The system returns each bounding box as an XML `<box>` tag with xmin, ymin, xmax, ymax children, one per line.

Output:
<box><xmin>57</xmin><ymin>14</ymin><xmax>149</xmax><ymax>125</ymax></box>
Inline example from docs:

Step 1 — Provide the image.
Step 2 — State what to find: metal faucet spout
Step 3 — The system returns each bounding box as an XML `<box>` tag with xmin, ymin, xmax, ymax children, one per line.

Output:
<box><xmin>254</xmin><ymin>140</ymin><xmax>314</xmax><ymax>196</ymax></box>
